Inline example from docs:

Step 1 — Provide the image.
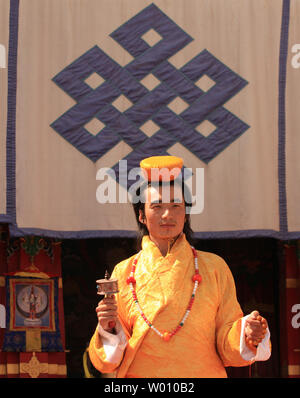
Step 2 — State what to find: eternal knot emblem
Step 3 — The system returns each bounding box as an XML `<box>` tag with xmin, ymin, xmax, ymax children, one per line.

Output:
<box><xmin>51</xmin><ymin>3</ymin><xmax>249</xmax><ymax>181</ymax></box>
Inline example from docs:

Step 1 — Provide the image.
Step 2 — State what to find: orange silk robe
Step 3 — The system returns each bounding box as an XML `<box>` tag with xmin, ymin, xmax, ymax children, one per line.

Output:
<box><xmin>89</xmin><ymin>234</ymin><xmax>259</xmax><ymax>378</ymax></box>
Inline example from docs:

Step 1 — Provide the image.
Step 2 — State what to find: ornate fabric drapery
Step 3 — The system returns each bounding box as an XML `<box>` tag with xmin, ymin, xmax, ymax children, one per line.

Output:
<box><xmin>0</xmin><ymin>0</ymin><xmax>299</xmax><ymax>240</ymax></box>
<box><xmin>281</xmin><ymin>241</ymin><xmax>300</xmax><ymax>377</ymax></box>
<box><xmin>0</xmin><ymin>226</ymin><xmax>66</xmax><ymax>378</ymax></box>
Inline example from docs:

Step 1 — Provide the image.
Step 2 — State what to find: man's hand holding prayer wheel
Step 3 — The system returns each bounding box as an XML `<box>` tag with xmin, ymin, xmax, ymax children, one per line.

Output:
<box><xmin>245</xmin><ymin>310</ymin><xmax>268</xmax><ymax>347</ymax></box>
<box><xmin>96</xmin><ymin>295</ymin><xmax>118</xmax><ymax>333</ymax></box>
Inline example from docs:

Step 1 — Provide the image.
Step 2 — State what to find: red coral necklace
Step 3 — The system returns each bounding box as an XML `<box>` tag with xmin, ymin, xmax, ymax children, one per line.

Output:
<box><xmin>126</xmin><ymin>246</ymin><xmax>202</xmax><ymax>342</ymax></box>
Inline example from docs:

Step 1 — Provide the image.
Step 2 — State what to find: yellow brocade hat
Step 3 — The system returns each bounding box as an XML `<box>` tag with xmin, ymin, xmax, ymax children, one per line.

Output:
<box><xmin>140</xmin><ymin>155</ymin><xmax>183</xmax><ymax>182</ymax></box>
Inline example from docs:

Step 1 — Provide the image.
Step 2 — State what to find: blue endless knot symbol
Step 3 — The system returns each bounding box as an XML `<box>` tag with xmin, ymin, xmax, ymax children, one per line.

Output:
<box><xmin>51</xmin><ymin>3</ymin><xmax>249</xmax><ymax>180</ymax></box>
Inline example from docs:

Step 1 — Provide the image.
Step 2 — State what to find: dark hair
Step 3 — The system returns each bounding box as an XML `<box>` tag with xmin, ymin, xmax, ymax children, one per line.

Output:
<box><xmin>131</xmin><ymin>178</ymin><xmax>195</xmax><ymax>250</ymax></box>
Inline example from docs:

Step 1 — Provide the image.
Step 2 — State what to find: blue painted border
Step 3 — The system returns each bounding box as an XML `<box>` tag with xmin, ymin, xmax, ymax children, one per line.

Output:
<box><xmin>4</xmin><ymin>0</ymin><xmax>300</xmax><ymax>240</ymax></box>
<box><xmin>6</xmin><ymin>224</ymin><xmax>300</xmax><ymax>241</ymax></box>
<box><xmin>3</xmin><ymin>0</ymin><xmax>19</xmax><ymax>225</ymax></box>
<box><xmin>0</xmin><ymin>214</ymin><xmax>12</xmax><ymax>223</ymax></box>
<box><xmin>278</xmin><ymin>0</ymin><xmax>290</xmax><ymax>233</ymax></box>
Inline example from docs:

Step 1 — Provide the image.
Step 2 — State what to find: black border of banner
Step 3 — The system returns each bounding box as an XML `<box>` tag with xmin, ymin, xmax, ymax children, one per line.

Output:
<box><xmin>278</xmin><ymin>0</ymin><xmax>290</xmax><ymax>235</ymax></box>
<box><xmin>2</xmin><ymin>0</ymin><xmax>19</xmax><ymax>226</ymax></box>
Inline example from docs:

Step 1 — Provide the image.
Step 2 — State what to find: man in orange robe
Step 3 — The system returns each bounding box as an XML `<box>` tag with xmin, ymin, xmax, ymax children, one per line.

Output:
<box><xmin>89</xmin><ymin>156</ymin><xmax>271</xmax><ymax>378</ymax></box>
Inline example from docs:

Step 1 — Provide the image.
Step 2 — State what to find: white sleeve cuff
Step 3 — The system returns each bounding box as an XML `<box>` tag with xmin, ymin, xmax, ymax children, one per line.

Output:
<box><xmin>240</xmin><ymin>314</ymin><xmax>271</xmax><ymax>362</ymax></box>
<box><xmin>97</xmin><ymin>320</ymin><xmax>128</xmax><ymax>364</ymax></box>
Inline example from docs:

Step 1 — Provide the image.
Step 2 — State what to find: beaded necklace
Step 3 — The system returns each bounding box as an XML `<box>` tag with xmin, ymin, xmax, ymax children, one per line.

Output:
<box><xmin>126</xmin><ymin>246</ymin><xmax>202</xmax><ymax>342</ymax></box>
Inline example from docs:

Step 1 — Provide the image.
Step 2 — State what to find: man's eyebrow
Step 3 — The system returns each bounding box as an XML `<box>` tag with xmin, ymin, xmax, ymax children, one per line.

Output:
<box><xmin>150</xmin><ymin>197</ymin><xmax>183</xmax><ymax>204</ymax></box>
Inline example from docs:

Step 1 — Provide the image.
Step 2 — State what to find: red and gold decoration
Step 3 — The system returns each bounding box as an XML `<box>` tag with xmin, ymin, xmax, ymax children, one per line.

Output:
<box><xmin>283</xmin><ymin>242</ymin><xmax>300</xmax><ymax>378</ymax></box>
<box><xmin>0</xmin><ymin>226</ymin><xmax>66</xmax><ymax>378</ymax></box>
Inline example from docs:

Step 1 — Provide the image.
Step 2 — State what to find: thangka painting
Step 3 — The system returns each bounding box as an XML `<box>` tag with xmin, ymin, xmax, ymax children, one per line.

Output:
<box><xmin>10</xmin><ymin>278</ymin><xmax>55</xmax><ymax>331</ymax></box>
<box><xmin>2</xmin><ymin>276</ymin><xmax>63</xmax><ymax>352</ymax></box>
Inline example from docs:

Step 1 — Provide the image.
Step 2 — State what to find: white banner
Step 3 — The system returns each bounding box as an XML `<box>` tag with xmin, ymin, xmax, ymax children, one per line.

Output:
<box><xmin>1</xmin><ymin>0</ymin><xmax>299</xmax><ymax>239</ymax></box>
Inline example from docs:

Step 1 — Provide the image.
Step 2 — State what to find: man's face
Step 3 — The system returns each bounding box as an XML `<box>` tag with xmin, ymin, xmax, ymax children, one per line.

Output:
<box><xmin>139</xmin><ymin>183</ymin><xmax>186</xmax><ymax>241</ymax></box>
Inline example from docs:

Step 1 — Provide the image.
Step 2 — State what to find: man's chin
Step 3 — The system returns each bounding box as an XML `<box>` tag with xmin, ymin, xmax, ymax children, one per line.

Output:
<box><xmin>159</xmin><ymin>230</ymin><xmax>180</xmax><ymax>240</ymax></box>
